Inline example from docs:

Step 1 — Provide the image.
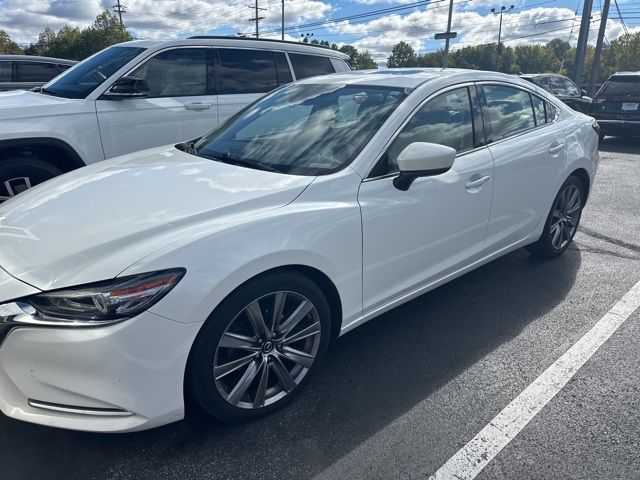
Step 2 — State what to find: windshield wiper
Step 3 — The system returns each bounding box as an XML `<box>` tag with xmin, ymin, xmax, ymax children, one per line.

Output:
<box><xmin>200</xmin><ymin>151</ymin><xmax>282</xmax><ymax>173</ymax></box>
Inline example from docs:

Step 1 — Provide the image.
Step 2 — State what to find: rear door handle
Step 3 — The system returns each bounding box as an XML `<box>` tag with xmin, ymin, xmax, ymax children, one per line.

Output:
<box><xmin>185</xmin><ymin>102</ymin><xmax>212</xmax><ymax>111</ymax></box>
<box><xmin>465</xmin><ymin>175</ymin><xmax>490</xmax><ymax>191</ymax></box>
<box><xmin>549</xmin><ymin>142</ymin><xmax>565</xmax><ymax>154</ymax></box>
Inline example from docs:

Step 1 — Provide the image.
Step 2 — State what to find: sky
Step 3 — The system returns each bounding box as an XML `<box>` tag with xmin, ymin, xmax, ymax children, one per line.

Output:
<box><xmin>1</xmin><ymin>0</ymin><xmax>639</xmax><ymax>65</ymax></box>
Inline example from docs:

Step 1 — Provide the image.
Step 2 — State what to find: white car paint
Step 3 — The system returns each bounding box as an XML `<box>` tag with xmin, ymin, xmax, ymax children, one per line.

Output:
<box><xmin>0</xmin><ymin>38</ymin><xmax>350</xmax><ymax>164</ymax></box>
<box><xmin>0</xmin><ymin>69</ymin><xmax>599</xmax><ymax>432</ymax></box>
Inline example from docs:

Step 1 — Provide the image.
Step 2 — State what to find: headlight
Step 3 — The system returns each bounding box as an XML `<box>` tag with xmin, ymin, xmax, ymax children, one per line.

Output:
<box><xmin>27</xmin><ymin>269</ymin><xmax>185</xmax><ymax>322</ymax></box>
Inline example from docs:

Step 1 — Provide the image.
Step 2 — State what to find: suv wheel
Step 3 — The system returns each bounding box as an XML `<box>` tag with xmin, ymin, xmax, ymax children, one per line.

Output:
<box><xmin>0</xmin><ymin>158</ymin><xmax>62</xmax><ymax>203</ymax></box>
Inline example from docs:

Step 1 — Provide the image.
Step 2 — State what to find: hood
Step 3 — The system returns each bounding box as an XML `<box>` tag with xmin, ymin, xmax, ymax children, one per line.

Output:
<box><xmin>0</xmin><ymin>146</ymin><xmax>314</xmax><ymax>291</ymax></box>
<box><xmin>0</xmin><ymin>90</ymin><xmax>81</xmax><ymax>121</ymax></box>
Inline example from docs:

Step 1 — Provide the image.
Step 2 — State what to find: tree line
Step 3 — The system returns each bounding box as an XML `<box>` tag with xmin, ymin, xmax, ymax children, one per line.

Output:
<box><xmin>1</xmin><ymin>9</ymin><xmax>638</xmax><ymax>82</ymax></box>
<box><xmin>387</xmin><ymin>34</ymin><xmax>640</xmax><ymax>85</ymax></box>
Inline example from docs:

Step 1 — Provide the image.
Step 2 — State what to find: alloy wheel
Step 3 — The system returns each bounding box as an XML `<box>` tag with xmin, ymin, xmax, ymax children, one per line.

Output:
<box><xmin>213</xmin><ymin>291</ymin><xmax>322</xmax><ymax>409</ymax></box>
<box><xmin>550</xmin><ymin>183</ymin><xmax>582</xmax><ymax>250</ymax></box>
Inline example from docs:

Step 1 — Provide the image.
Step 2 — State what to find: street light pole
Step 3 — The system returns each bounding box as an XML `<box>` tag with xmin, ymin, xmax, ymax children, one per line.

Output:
<box><xmin>491</xmin><ymin>4</ymin><xmax>514</xmax><ymax>71</ymax></box>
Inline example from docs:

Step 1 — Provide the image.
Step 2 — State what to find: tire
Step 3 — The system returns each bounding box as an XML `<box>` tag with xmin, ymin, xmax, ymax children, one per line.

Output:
<box><xmin>527</xmin><ymin>175</ymin><xmax>584</xmax><ymax>259</ymax></box>
<box><xmin>0</xmin><ymin>157</ymin><xmax>62</xmax><ymax>203</ymax></box>
<box><xmin>187</xmin><ymin>271</ymin><xmax>332</xmax><ymax>421</ymax></box>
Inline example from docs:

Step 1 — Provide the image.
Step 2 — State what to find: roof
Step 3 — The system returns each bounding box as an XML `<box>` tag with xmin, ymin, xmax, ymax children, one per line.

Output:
<box><xmin>610</xmin><ymin>71</ymin><xmax>640</xmax><ymax>77</ymax></box>
<box><xmin>295</xmin><ymin>68</ymin><xmax>527</xmax><ymax>89</ymax></box>
<box><xmin>120</xmin><ymin>37</ymin><xmax>349</xmax><ymax>60</ymax></box>
<box><xmin>0</xmin><ymin>55</ymin><xmax>76</xmax><ymax>64</ymax></box>
<box><xmin>519</xmin><ymin>73</ymin><xmax>568</xmax><ymax>78</ymax></box>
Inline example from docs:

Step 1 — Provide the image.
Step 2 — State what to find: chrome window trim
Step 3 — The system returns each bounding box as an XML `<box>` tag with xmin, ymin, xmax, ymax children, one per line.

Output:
<box><xmin>365</xmin><ymin>81</ymin><xmax>478</xmax><ymax>180</ymax></box>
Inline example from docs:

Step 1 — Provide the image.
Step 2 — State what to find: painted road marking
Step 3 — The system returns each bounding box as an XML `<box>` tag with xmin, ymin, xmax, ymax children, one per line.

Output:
<box><xmin>431</xmin><ymin>278</ymin><xmax>640</xmax><ymax>480</ymax></box>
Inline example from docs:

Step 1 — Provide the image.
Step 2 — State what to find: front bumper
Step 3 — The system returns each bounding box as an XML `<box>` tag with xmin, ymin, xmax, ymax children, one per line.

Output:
<box><xmin>0</xmin><ymin>308</ymin><xmax>202</xmax><ymax>432</ymax></box>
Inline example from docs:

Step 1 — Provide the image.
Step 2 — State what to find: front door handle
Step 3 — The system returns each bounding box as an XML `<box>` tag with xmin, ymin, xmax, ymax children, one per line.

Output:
<box><xmin>549</xmin><ymin>142</ymin><xmax>565</xmax><ymax>154</ymax></box>
<box><xmin>465</xmin><ymin>175</ymin><xmax>490</xmax><ymax>191</ymax></box>
<box><xmin>185</xmin><ymin>102</ymin><xmax>212</xmax><ymax>111</ymax></box>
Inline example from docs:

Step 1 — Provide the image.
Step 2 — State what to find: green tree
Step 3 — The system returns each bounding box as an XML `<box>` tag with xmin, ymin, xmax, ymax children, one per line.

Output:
<box><xmin>387</xmin><ymin>41</ymin><xmax>418</xmax><ymax>68</ymax></box>
<box><xmin>356</xmin><ymin>50</ymin><xmax>377</xmax><ymax>69</ymax></box>
<box><xmin>0</xmin><ymin>30</ymin><xmax>22</xmax><ymax>54</ymax></box>
<box><xmin>24</xmin><ymin>11</ymin><xmax>132</xmax><ymax>60</ymax></box>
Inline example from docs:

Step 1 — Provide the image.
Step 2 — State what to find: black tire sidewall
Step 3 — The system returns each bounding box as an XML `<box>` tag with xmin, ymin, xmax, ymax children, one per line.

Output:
<box><xmin>0</xmin><ymin>158</ymin><xmax>62</xmax><ymax>196</ymax></box>
<box><xmin>186</xmin><ymin>271</ymin><xmax>331</xmax><ymax>421</ymax></box>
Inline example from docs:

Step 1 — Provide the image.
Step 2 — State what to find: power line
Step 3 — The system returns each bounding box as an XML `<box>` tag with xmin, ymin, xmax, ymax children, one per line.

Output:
<box><xmin>613</xmin><ymin>0</ymin><xmax>629</xmax><ymax>34</ymax></box>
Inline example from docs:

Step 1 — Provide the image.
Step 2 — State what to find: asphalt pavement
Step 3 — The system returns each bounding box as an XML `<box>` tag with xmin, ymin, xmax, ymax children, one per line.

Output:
<box><xmin>1</xmin><ymin>137</ymin><xmax>639</xmax><ymax>480</ymax></box>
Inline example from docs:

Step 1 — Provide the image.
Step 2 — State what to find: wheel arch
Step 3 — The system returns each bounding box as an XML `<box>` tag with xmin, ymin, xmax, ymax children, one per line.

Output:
<box><xmin>0</xmin><ymin>137</ymin><xmax>86</xmax><ymax>174</ymax></box>
<box><xmin>568</xmin><ymin>167</ymin><xmax>590</xmax><ymax>204</ymax></box>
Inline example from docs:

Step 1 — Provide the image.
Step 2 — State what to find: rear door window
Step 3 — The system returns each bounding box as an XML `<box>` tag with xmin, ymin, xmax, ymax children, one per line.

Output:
<box><xmin>274</xmin><ymin>52</ymin><xmax>293</xmax><ymax>86</ymax></box>
<box><xmin>16</xmin><ymin>62</ymin><xmax>60</xmax><ymax>82</ymax></box>
<box><xmin>0</xmin><ymin>61</ymin><xmax>12</xmax><ymax>82</ymax></box>
<box><xmin>482</xmin><ymin>85</ymin><xmax>536</xmax><ymax>141</ymax></box>
<box><xmin>218</xmin><ymin>48</ymin><xmax>278</xmax><ymax>94</ymax></box>
<box><xmin>289</xmin><ymin>53</ymin><xmax>335</xmax><ymax>80</ymax></box>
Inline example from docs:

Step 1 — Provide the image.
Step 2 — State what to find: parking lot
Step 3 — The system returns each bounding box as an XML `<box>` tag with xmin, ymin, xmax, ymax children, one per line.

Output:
<box><xmin>0</xmin><ymin>136</ymin><xmax>638</xmax><ymax>480</ymax></box>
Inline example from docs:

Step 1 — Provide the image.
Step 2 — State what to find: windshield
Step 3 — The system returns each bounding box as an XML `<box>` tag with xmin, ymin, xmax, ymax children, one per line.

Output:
<box><xmin>193</xmin><ymin>83</ymin><xmax>408</xmax><ymax>176</ymax></box>
<box><xmin>598</xmin><ymin>77</ymin><xmax>640</xmax><ymax>97</ymax></box>
<box><xmin>42</xmin><ymin>46</ymin><xmax>146</xmax><ymax>99</ymax></box>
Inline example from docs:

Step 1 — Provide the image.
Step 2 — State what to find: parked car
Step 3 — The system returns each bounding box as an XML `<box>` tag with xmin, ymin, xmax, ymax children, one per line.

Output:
<box><xmin>0</xmin><ymin>55</ymin><xmax>76</xmax><ymax>92</ymax></box>
<box><xmin>589</xmin><ymin>71</ymin><xmax>640</xmax><ymax>140</ymax></box>
<box><xmin>520</xmin><ymin>73</ymin><xmax>592</xmax><ymax>113</ymax></box>
<box><xmin>0</xmin><ymin>69</ymin><xmax>599</xmax><ymax>432</ymax></box>
<box><xmin>0</xmin><ymin>37</ymin><xmax>350</xmax><ymax>202</ymax></box>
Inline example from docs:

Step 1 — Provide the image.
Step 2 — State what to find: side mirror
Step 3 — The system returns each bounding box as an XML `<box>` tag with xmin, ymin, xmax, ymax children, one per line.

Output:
<box><xmin>103</xmin><ymin>76</ymin><xmax>150</xmax><ymax>99</ymax></box>
<box><xmin>393</xmin><ymin>142</ymin><xmax>456</xmax><ymax>191</ymax></box>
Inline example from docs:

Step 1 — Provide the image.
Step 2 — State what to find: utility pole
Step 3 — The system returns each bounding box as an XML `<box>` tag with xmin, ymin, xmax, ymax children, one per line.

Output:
<box><xmin>573</xmin><ymin>0</ymin><xmax>594</xmax><ymax>87</ymax></box>
<box><xmin>249</xmin><ymin>0</ymin><xmax>266</xmax><ymax>38</ymax></box>
<box><xmin>282</xmin><ymin>0</ymin><xmax>285</xmax><ymax>40</ymax></box>
<box><xmin>491</xmin><ymin>5</ymin><xmax>514</xmax><ymax>71</ymax></box>
<box><xmin>588</xmin><ymin>0</ymin><xmax>609</xmax><ymax>96</ymax></box>
<box><xmin>113</xmin><ymin>0</ymin><xmax>125</xmax><ymax>27</ymax></box>
<box><xmin>435</xmin><ymin>0</ymin><xmax>457</xmax><ymax>68</ymax></box>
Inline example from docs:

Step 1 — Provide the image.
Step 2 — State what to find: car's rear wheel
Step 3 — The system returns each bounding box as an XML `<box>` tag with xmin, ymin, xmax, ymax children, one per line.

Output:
<box><xmin>527</xmin><ymin>175</ymin><xmax>584</xmax><ymax>258</ymax></box>
<box><xmin>0</xmin><ymin>158</ymin><xmax>62</xmax><ymax>203</ymax></box>
<box><xmin>187</xmin><ymin>271</ymin><xmax>331</xmax><ymax>421</ymax></box>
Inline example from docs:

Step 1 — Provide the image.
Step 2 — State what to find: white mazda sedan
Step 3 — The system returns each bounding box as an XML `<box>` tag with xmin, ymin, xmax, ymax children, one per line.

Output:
<box><xmin>0</xmin><ymin>69</ymin><xmax>598</xmax><ymax>432</ymax></box>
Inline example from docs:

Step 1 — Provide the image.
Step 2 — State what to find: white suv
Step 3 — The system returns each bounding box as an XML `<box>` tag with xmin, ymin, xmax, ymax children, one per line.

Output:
<box><xmin>0</xmin><ymin>37</ymin><xmax>350</xmax><ymax>202</ymax></box>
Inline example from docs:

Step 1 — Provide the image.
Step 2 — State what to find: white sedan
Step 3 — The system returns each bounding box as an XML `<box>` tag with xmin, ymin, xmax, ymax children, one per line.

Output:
<box><xmin>0</xmin><ymin>69</ymin><xmax>598</xmax><ymax>432</ymax></box>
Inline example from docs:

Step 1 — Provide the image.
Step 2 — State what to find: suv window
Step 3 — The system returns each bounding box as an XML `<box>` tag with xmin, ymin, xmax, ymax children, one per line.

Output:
<box><xmin>0</xmin><ymin>61</ymin><xmax>11</xmax><ymax>82</ymax></box>
<box><xmin>17</xmin><ymin>62</ymin><xmax>60</xmax><ymax>82</ymax></box>
<box><xmin>549</xmin><ymin>77</ymin><xmax>566</xmax><ymax>94</ymax></box>
<box><xmin>274</xmin><ymin>52</ymin><xmax>293</xmax><ymax>85</ymax></box>
<box><xmin>289</xmin><ymin>53</ymin><xmax>335</xmax><ymax>80</ymax></box>
<box><xmin>482</xmin><ymin>85</ymin><xmax>536</xmax><ymax>142</ymax></box>
<box><xmin>219</xmin><ymin>48</ymin><xmax>279</xmax><ymax>94</ymax></box>
<box><xmin>373</xmin><ymin>87</ymin><xmax>474</xmax><ymax>176</ymax></box>
<box><xmin>598</xmin><ymin>76</ymin><xmax>640</xmax><ymax>97</ymax></box>
<box><xmin>130</xmin><ymin>48</ymin><xmax>207</xmax><ymax>97</ymax></box>
<box><xmin>564</xmin><ymin>79</ymin><xmax>581</xmax><ymax>96</ymax></box>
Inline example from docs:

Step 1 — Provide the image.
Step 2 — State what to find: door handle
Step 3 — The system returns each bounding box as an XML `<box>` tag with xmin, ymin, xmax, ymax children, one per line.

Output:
<box><xmin>465</xmin><ymin>175</ymin><xmax>490</xmax><ymax>191</ymax></box>
<box><xmin>185</xmin><ymin>102</ymin><xmax>212</xmax><ymax>111</ymax></box>
<box><xmin>549</xmin><ymin>142</ymin><xmax>565</xmax><ymax>154</ymax></box>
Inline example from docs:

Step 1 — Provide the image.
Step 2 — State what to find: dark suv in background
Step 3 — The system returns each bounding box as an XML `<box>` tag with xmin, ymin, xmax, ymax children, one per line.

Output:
<box><xmin>520</xmin><ymin>73</ymin><xmax>592</xmax><ymax>113</ymax></box>
<box><xmin>0</xmin><ymin>55</ymin><xmax>76</xmax><ymax>92</ymax></box>
<box><xmin>589</xmin><ymin>72</ymin><xmax>640</xmax><ymax>140</ymax></box>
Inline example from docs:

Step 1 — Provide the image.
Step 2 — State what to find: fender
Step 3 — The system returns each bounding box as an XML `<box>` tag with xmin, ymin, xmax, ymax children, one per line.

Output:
<box><xmin>0</xmin><ymin>137</ymin><xmax>86</xmax><ymax>170</ymax></box>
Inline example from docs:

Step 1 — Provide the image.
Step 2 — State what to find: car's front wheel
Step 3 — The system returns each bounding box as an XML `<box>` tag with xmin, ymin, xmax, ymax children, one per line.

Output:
<box><xmin>0</xmin><ymin>158</ymin><xmax>62</xmax><ymax>203</ymax></box>
<box><xmin>527</xmin><ymin>175</ymin><xmax>584</xmax><ymax>258</ymax></box>
<box><xmin>187</xmin><ymin>271</ymin><xmax>331</xmax><ymax>421</ymax></box>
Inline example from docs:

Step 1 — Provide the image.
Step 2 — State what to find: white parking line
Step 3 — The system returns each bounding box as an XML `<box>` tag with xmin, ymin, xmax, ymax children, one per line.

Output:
<box><xmin>431</xmin><ymin>279</ymin><xmax>640</xmax><ymax>480</ymax></box>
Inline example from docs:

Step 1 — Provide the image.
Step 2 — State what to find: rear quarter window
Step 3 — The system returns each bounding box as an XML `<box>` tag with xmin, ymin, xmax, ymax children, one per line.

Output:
<box><xmin>289</xmin><ymin>53</ymin><xmax>335</xmax><ymax>80</ymax></box>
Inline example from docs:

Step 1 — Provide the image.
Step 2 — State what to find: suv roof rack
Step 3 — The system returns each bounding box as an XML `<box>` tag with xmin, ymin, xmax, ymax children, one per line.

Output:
<box><xmin>186</xmin><ymin>35</ymin><xmax>333</xmax><ymax>50</ymax></box>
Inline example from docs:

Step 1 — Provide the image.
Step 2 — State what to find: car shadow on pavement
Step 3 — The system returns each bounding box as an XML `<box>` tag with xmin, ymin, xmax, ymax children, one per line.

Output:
<box><xmin>0</xmin><ymin>248</ymin><xmax>582</xmax><ymax>480</ymax></box>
